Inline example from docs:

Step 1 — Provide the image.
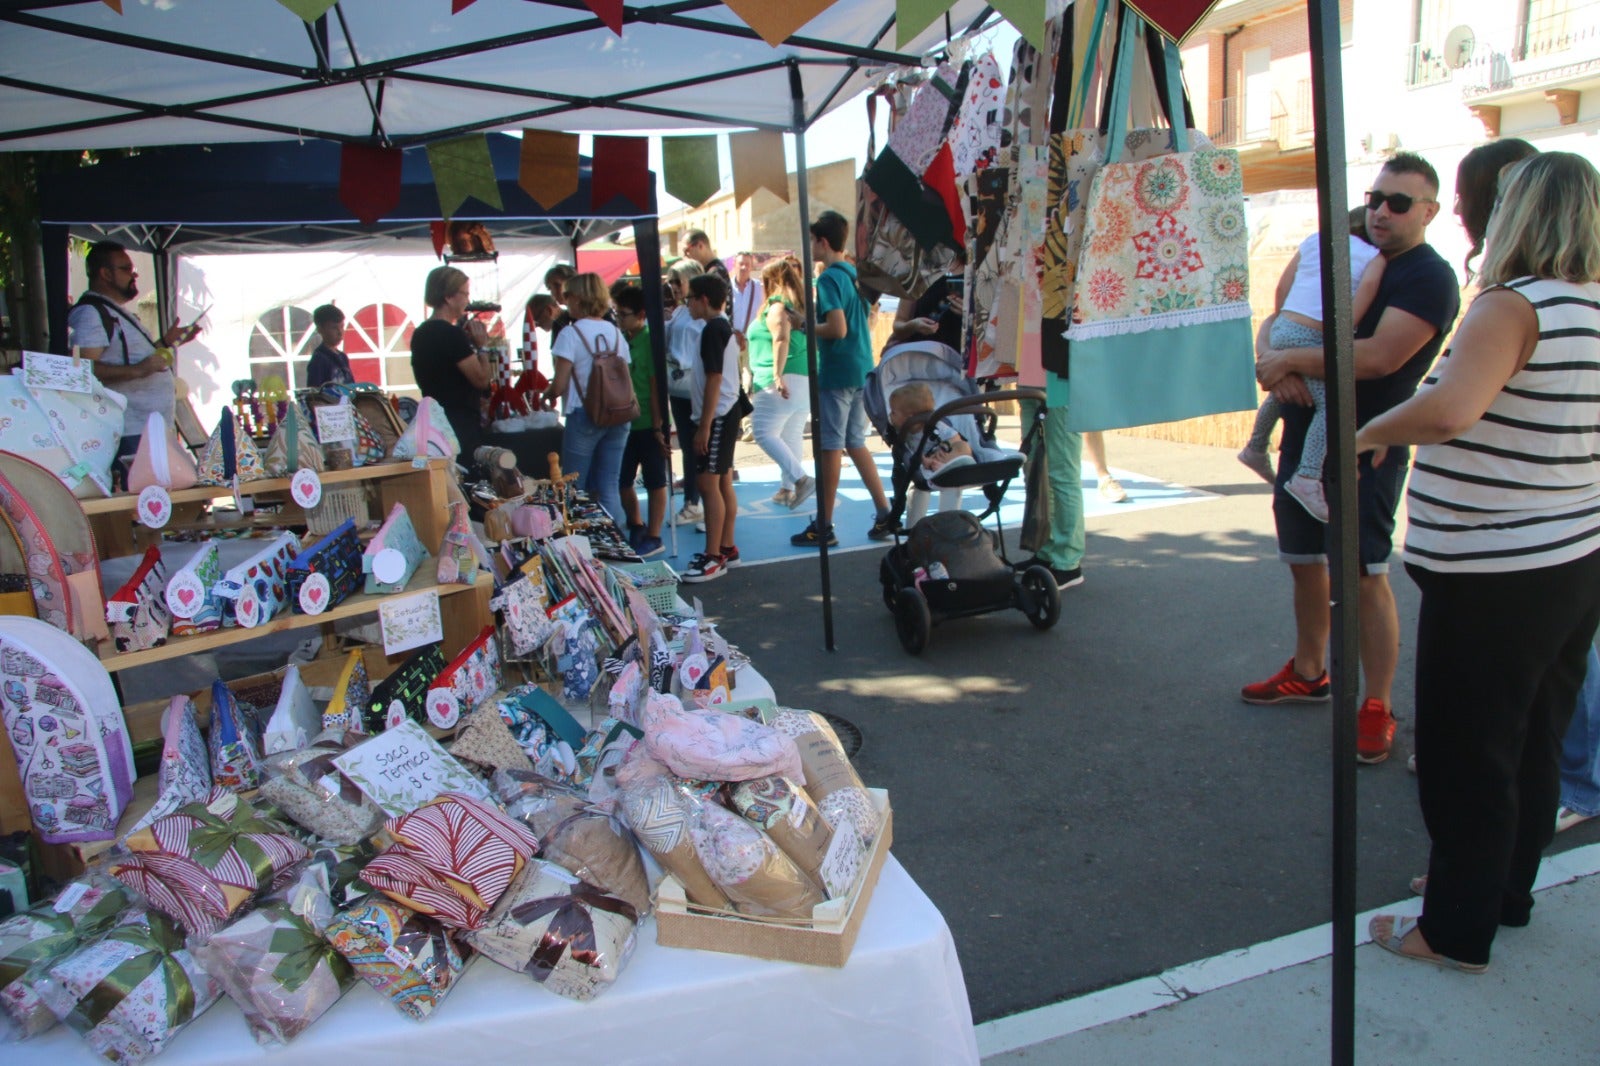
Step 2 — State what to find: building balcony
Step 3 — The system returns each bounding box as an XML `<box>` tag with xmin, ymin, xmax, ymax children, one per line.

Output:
<box><xmin>1209</xmin><ymin>83</ymin><xmax>1315</xmax><ymax>151</ymax></box>
<box><xmin>1451</xmin><ymin>3</ymin><xmax>1600</xmax><ymax>102</ymax></box>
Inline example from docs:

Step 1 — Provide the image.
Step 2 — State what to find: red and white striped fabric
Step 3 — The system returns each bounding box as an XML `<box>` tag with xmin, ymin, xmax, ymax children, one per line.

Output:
<box><xmin>363</xmin><ymin>793</ymin><xmax>539</xmax><ymax>929</ymax></box>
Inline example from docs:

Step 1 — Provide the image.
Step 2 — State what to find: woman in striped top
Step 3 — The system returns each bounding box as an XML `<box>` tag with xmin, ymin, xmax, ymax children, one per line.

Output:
<box><xmin>1355</xmin><ymin>152</ymin><xmax>1600</xmax><ymax>973</ymax></box>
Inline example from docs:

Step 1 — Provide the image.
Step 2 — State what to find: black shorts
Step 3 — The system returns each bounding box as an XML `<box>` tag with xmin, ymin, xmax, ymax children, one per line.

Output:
<box><xmin>694</xmin><ymin>408</ymin><xmax>742</xmax><ymax>477</ymax></box>
<box><xmin>620</xmin><ymin>427</ymin><xmax>668</xmax><ymax>491</ymax></box>
<box><xmin>1275</xmin><ymin>406</ymin><xmax>1407</xmax><ymax>574</ymax></box>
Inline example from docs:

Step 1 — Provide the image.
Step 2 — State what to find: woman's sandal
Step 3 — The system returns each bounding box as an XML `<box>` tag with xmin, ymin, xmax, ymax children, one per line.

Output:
<box><xmin>1368</xmin><ymin>914</ymin><xmax>1488</xmax><ymax>974</ymax></box>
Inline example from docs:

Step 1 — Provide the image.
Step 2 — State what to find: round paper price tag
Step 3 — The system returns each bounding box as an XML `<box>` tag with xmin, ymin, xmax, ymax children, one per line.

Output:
<box><xmin>372</xmin><ymin>547</ymin><xmax>408</xmax><ymax>587</ymax></box>
<box><xmin>165</xmin><ymin>570</ymin><xmax>206</xmax><ymax>619</ymax></box>
<box><xmin>290</xmin><ymin>468</ymin><xmax>323</xmax><ymax>510</ymax></box>
<box><xmin>426</xmin><ymin>689</ymin><xmax>461</xmax><ymax>729</ymax></box>
<box><xmin>298</xmin><ymin>572</ymin><xmax>332</xmax><ymax>615</ymax></box>
<box><xmin>136</xmin><ymin>485</ymin><xmax>172</xmax><ymax>529</ymax></box>
<box><xmin>385</xmin><ymin>699</ymin><xmax>407</xmax><ymax>730</ymax></box>
<box><xmin>234</xmin><ymin>586</ymin><xmax>263</xmax><ymax>629</ymax></box>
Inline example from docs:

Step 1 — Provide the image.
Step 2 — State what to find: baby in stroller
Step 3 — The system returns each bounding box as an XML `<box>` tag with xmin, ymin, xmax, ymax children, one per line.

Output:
<box><xmin>863</xmin><ymin>340</ymin><xmax>1059</xmax><ymax>654</ymax></box>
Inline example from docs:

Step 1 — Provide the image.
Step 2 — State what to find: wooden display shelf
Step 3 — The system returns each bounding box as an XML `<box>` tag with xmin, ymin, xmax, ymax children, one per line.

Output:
<box><xmin>95</xmin><ymin>569</ymin><xmax>491</xmax><ymax>671</ymax></box>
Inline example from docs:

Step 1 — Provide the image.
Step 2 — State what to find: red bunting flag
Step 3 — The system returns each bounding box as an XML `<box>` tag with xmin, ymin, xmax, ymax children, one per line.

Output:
<box><xmin>452</xmin><ymin>0</ymin><xmax>478</xmax><ymax>12</ymax></box>
<box><xmin>1125</xmin><ymin>0</ymin><xmax>1226</xmax><ymax>43</ymax></box>
<box><xmin>591</xmin><ymin>136</ymin><xmax>650</xmax><ymax>213</ymax></box>
<box><xmin>339</xmin><ymin>143</ymin><xmax>403</xmax><ymax>227</ymax></box>
<box><xmin>582</xmin><ymin>0</ymin><xmax>624</xmax><ymax>35</ymax></box>
<box><xmin>430</xmin><ymin>221</ymin><xmax>449</xmax><ymax>259</ymax></box>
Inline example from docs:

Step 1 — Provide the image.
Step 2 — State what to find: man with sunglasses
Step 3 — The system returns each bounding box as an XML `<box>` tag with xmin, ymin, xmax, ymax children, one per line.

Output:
<box><xmin>1245</xmin><ymin>152</ymin><xmax>1461</xmax><ymax>767</ymax></box>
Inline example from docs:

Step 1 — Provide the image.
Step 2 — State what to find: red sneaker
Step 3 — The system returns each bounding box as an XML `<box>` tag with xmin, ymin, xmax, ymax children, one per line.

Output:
<box><xmin>1241</xmin><ymin>658</ymin><xmax>1331</xmax><ymax>705</ymax></box>
<box><xmin>1357</xmin><ymin>698</ymin><xmax>1397</xmax><ymax>764</ymax></box>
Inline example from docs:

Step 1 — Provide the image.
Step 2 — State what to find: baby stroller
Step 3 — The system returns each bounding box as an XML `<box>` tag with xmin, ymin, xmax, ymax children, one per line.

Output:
<box><xmin>863</xmin><ymin>340</ymin><xmax>1058</xmax><ymax>654</ymax></box>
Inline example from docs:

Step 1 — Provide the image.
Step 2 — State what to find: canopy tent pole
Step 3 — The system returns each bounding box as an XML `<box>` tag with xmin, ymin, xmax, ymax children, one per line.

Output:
<box><xmin>1301</xmin><ymin>0</ymin><xmax>1359</xmax><ymax>1059</ymax></box>
<box><xmin>43</xmin><ymin>222</ymin><xmax>68</xmax><ymax>354</ymax></box>
<box><xmin>789</xmin><ymin>58</ymin><xmax>835</xmax><ymax>652</ymax></box>
<box><xmin>632</xmin><ymin>215</ymin><xmax>673</xmax><ymax>554</ymax></box>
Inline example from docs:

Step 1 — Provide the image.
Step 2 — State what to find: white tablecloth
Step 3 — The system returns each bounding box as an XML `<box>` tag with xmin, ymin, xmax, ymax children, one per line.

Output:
<box><xmin>13</xmin><ymin>857</ymin><xmax>978</xmax><ymax>1066</ymax></box>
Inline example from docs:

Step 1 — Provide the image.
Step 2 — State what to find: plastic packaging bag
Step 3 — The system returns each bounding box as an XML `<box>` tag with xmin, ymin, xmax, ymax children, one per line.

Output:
<box><xmin>492</xmin><ymin>769</ymin><xmax>650</xmax><ymax>915</ymax></box>
<box><xmin>192</xmin><ymin>902</ymin><xmax>354</xmax><ymax>1046</ymax></box>
<box><xmin>0</xmin><ymin>876</ymin><xmax>136</xmax><ymax>1038</ymax></box>
<box><xmin>689</xmin><ymin>800</ymin><xmax>824</xmax><ymax>918</ymax></box>
<box><xmin>325</xmin><ymin>894</ymin><xmax>470</xmax><ymax>1022</ymax></box>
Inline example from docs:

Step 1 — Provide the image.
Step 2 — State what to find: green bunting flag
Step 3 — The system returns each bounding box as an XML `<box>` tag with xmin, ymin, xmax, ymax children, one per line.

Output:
<box><xmin>276</xmin><ymin>0</ymin><xmax>338</xmax><ymax>21</ymax></box>
<box><xmin>662</xmin><ymin>136</ymin><xmax>721</xmax><ymax>208</ymax></box>
<box><xmin>990</xmin><ymin>0</ymin><xmax>1048</xmax><ymax>52</ymax></box>
<box><xmin>427</xmin><ymin>134</ymin><xmax>503</xmax><ymax>219</ymax></box>
<box><xmin>895</xmin><ymin>0</ymin><xmax>951</xmax><ymax>48</ymax></box>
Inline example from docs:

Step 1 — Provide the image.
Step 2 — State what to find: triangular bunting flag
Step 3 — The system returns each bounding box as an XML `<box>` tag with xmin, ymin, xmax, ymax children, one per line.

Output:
<box><xmin>591</xmin><ymin>136</ymin><xmax>650</xmax><ymax>212</ymax></box>
<box><xmin>276</xmin><ymin>0</ymin><xmax>338</xmax><ymax>21</ymax></box>
<box><xmin>895</xmin><ymin>0</ymin><xmax>950</xmax><ymax>48</ymax></box>
<box><xmin>582</xmin><ymin>0</ymin><xmax>625</xmax><ymax>35</ymax></box>
<box><xmin>339</xmin><ymin>144</ymin><xmax>403</xmax><ymax>227</ymax></box>
<box><xmin>989</xmin><ymin>0</ymin><xmax>1049</xmax><ymax>52</ymax></box>
<box><xmin>430</xmin><ymin>221</ymin><xmax>449</xmax><ymax>259</ymax></box>
<box><xmin>662</xmin><ymin>136</ymin><xmax>721</xmax><ymax>208</ymax></box>
<box><xmin>1126</xmin><ymin>0</ymin><xmax>1226</xmax><ymax>44</ymax></box>
<box><xmin>452</xmin><ymin>0</ymin><xmax>479</xmax><ymax>12</ymax></box>
<box><xmin>730</xmin><ymin>130</ymin><xmax>789</xmax><ymax>207</ymax></box>
<box><xmin>720</xmin><ymin>0</ymin><xmax>838</xmax><ymax>47</ymax></box>
<box><xmin>519</xmin><ymin>130</ymin><xmax>580</xmax><ymax>208</ymax></box>
<box><xmin>427</xmin><ymin>134</ymin><xmax>503</xmax><ymax>219</ymax></box>
<box><xmin>102</xmin><ymin>0</ymin><xmax>123</xmax><ymax>13</ymax></box>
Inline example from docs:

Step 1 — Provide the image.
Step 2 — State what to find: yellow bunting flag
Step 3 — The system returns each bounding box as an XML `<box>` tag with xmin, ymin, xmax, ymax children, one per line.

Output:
<box><xmin>990</xmin><ymin>0</ymin><xmax>1048</xmax><ymax>53</ymax></box>
<box><xmin>720</xmin><ymin>0</ymin><xmax>839</xmax><ymax>47</ymax></box>
<box><xmin>661</xmin><ymin>136</ymin><xmax>721</xmax><ymax>209</ymax></box>
<box><xmin>729</xmin><ymin>130</ymin><xmax>789</xmax><ymax>207</ymax></box>
<box><xmin>276</xmin><ymin>0</ymin><xmax>339</xmax><ymax>21</ymax></box>
<box><xmin>518</xmin><ymin>130</ymin><xmax>580</xmax><ymax>208</ymax></box>
<box><xmin>426</xmin><ymin>134</ymin><xmax>503</xmax><ymax>219</ymax></box>
<box><xmin>895</xmin><ymin>0</ymin><xmax>951</xmax><ymax>48</ymax></box>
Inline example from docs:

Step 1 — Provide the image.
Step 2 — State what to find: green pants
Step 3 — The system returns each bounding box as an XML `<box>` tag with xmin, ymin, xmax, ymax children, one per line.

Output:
<box><xmin>1021</xmin><ymin>392</ymin><xmax>1084</xmax><ymax>571</ymax></box>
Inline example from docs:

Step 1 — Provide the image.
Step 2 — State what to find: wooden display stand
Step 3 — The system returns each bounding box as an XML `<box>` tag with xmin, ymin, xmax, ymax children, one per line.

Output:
<box><xmin>0</xmin><ymin>458</ymin><xmax>494</xmax><ymax>851</ymax></box>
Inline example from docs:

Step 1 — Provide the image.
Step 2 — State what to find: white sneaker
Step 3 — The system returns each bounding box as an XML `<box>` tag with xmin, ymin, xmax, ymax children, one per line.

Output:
<box><xmin>681</xmin><ymin>552</ymin><xmax>725</xmax><ymax>583</ymax></box>
<box><xmin>675</xmin><ymin>503</ymin><xmax>703</xmax><ymax>524</ymax></box>
<box><xmin>1286</xmin><ymin>473</ymin><xmax>1329</xmax><ymax>523</ymax></box>
<box><xmin>790</xmin><ymin>474</ymin><xmax>816</xmax><ymax>510</ymax></box>
<box><xmin>1098</xmin><ymin>475</ymin><xmax>1128</xmax><ymax>503</ymax></box>
<box><xmin>1557</xmin><ymin>806</ymin><xmax>1596</xmax><ymax>833</ymax></box>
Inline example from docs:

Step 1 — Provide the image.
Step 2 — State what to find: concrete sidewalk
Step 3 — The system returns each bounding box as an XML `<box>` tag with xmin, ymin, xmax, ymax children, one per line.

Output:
<box><xmin>979</xmin><ymin>845</ymin><xmax>1600</xmax><ymax>1063</ymax></box>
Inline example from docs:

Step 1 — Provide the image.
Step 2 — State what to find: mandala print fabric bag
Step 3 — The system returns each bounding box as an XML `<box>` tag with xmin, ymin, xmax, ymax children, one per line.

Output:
<box><xmin>1061</xmin><ymin>19</ymin><xmax>1256</xmax><ymax>431</ymax></box>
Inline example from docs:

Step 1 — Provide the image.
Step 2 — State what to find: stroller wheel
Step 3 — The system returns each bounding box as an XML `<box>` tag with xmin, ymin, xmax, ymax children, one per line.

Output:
<box><xmin>894</xmin><ymin>587</ymin><xmax>932</xmax><ymax>655</ymax></box>
<box><xmin>1019</xmin><ymin>565</ymin><xmax>1061</xmax><ymax>631</ymax></box>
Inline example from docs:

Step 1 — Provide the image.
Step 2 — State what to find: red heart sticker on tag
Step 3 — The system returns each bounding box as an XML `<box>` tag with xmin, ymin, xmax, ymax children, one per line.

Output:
<box><xmin>309</xmin><ymin>586</ymin><xmax>324</xmax><ymax>605</ymax></box>
<box><xmin>150</xmin><ymin>500</ymin><xmax>164</xmax><ymax>518</ymax></box>
<box><xmin>177</xmin><ymin>587</ymin><xmax>195</xmax><ymax>607</ymax></box>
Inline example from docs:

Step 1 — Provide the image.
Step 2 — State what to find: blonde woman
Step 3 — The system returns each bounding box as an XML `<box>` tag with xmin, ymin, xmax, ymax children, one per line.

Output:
<box><xmin>747</xmin><ymin>257</ymin><xmax>814</xmax><ymax>509</ymax></box>
<box><xmin>1358</xmin><ymin>153</ymin><xmax>1600</xmax><ymax>973</ymax></box>
<box><xmin>411</xmin><ymin>265</ymin><xmax>490</xmax><ymax>455</ymax></box>
<box><xmin>542</xmin><ymin>272</ymin><xmax>631</xmax><ymax>524</ymax></box>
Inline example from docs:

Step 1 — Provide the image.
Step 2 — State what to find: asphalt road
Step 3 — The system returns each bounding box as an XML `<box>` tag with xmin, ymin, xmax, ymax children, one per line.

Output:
<box><xmin>696</xmin><ymin>433</ymin><xmax>1600</xmax><ymax>1024</ymax></box>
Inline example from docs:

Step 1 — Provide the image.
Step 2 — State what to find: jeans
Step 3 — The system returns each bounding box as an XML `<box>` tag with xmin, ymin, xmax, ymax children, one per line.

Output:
<box><xmin>751</xmin><ymin>374</ymin><xmax>809</xmax><ymax>489</ymax></box>
<box><xmin>1560</xmin><ymin>643</ymin><xmax>1600</xmax><ymax>816</ymax></box>
<box><xmin>561</xmin><ymin>408</ymin><xmax>629</xmax><ymax>525</ymax></box>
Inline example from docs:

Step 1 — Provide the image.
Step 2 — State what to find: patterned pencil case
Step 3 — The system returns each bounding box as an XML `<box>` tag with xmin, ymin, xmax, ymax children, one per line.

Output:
<box><xmin>214</xmin><ymin>531</ymin><xmax>298</xmax><ymax>629</ymax></box>
<box><xmin>426</xmin><ymin>625</ymin><xmax>501</xmax><ymax>728</ymax></box>
<box><xmin>105</xmin><ymin>546</ymin><xmax>169</xmax><ymax>653</ymax></box>
<box><xmin>364</xmin><ymin>643</ymin><xmax>446</xmax><ymax>733</ymax></box>
<box><xmin>362</xmin><ymin>503</ymin><xmax>429</xmax><ymax>595</ymax></box>
<box><xmin>288</xmin><ymin>519</ymin><xmax>363</xmax><ymax>615</ymax></box>
<box><xmin>164</xmin><ymin>540</ymin><xmax>232</xmax><ymax>635</ymax></box>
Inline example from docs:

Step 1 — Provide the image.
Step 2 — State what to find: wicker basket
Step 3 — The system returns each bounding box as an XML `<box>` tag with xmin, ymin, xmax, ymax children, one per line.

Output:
<box><xmin>306</xmin><ymin>484</ymin><xmax>370</xmax><ymax>536</ymax></box>
<box><xmin>610</xmin><ymin>560</ymin><xmax>680</xmax><ymax>615</ymax></box>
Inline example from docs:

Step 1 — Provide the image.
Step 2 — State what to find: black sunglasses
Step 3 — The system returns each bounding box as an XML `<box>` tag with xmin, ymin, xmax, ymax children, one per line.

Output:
<box><xmin>1366</xmin><ymin>190</ymin><xmax>1435</xmax><ymax>214</ymax></box>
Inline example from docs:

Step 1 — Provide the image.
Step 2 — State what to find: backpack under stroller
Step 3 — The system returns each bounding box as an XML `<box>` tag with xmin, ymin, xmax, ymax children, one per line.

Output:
<box><xmin>862</xmin><ymin>341</ymin><xmax>1059</xmax><ymax>654</ymax></box>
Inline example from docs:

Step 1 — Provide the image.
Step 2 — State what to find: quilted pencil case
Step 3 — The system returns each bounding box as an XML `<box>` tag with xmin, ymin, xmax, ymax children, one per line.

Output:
<box><xmin>105</xmin><ymin>546</ymin><xmax>169</xmax><ymax>652</ymax></box>
<box><xmin>425</xmin><ymin>624</ymin><xmax>501</xmax><ymax>727</ymax></box>
<box><xmin>362</xmin><ymin>503</ymin><xmax>429</xmax><ymax>595</ymax></box>
<box><xmin>364</xmin><ymin>643</ymin><xmax>446</xmax><ymax>733</ymax></box>
<box><xmin>165</xmin><ymin>540</ymin><xmax>231</xmax><ymax>635</ymax></box>
<box><xmin>214</xmin><ymin>531</ymin><xmax>298</xmax><ymax>629</ymax></box>
<box><xmin>288</xmin><ymin>519</ymin><xmax>363</xmax><ymax>614</ymax></box>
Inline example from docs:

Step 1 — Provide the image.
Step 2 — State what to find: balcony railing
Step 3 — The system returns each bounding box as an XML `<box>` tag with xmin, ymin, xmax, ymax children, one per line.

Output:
<box><xmin>1210</xmin><ymin>82</ymin><xmax>1314</xmax><ymax>149</ymax></box>
<box><xmin>1417</xmin><ymin>1</ymin><xmax>1600</xmax><ymax>96</ymax></box>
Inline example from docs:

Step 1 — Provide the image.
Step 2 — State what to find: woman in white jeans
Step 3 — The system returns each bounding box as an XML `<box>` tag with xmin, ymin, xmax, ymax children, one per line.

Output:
<box><xmin>746</xmin><ymin>257</ymin><xmax>814</xmax><ymax>510</ymax></box>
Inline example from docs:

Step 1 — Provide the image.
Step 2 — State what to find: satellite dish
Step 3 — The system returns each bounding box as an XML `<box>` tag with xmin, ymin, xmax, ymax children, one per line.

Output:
<box><xmin>1444</xmin><ymin>25</ymin><xmax>1476</xmax><ymax>69</ymax></box>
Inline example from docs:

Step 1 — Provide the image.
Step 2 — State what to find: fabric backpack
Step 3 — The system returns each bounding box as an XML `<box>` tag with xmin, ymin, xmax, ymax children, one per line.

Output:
<box><xmin>573</xmin><ymin>324</ymin><xmax>640</xmax><ymax>428</ymax></box>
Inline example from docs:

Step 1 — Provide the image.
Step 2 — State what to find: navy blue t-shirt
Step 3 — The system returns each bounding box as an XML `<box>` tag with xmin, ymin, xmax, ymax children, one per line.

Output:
<box><xmin>1283</xmin><ymin>241</ymin><xmax>1459</xmax><ymax>441</ymax></box>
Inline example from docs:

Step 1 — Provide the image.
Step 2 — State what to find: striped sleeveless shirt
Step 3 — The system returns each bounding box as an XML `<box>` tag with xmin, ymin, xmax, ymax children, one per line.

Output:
<box><xmin>1405</xmin><ymin>276</ymin><xmax>1600</xmax><ymax>573</ymax></box>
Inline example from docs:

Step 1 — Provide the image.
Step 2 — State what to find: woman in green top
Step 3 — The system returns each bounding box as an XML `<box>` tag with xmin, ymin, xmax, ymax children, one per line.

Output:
<box><xmin>747</xmin><ymin>257</ymin><xmax>815</xmax><ymax>510</ymax></box>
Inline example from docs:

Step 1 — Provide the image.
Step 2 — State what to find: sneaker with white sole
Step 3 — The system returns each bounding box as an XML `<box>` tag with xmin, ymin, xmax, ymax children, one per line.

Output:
<box><xmin>681</xmin><ymin>553</ymin><xmax>725</xmax><ymax>582</ymax></box>
<box><xmin>1557</xmin><ymin>806</ymin><xmax>1596</xmax><ymax>833</ymax></box>
<box><xmin>1098</xmin><ymin>475</ymin><xmax>1128</xmax><ymax>503</ymax></box>
<box><xmin>771</xmin><ymin>487</ymin><xmax>795</xmax><ymax>508</ymax></box>
<box><xmin>1286</xmin><ymin>473</ymin><xmax>1330</xmax><ymax>523</ymax></box>
<box><xmin>790</xmin><ymin>474</ymin><xmax>816</xmax><ymax>510</ymax></box>
<box><xmin>1238</xmin><ymin>446</ymin><xmax>1276</xmax><ymax>484</ymax></box>
<box><xmin>675</xmin><ymin>503</ymin><xmax>703</xmax><ymax>524</ymax></box>
<box><xmin>719</xmin><ymin>545</ymin><xmax>741</xmax><ymax>568</ymax></box>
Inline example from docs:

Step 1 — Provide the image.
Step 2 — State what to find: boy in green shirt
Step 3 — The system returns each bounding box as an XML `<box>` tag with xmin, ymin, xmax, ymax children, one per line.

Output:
<box><xmin>613</xmin><ymin>283</ymin><xmax>667</xmax><ymax>557</ymax></box>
